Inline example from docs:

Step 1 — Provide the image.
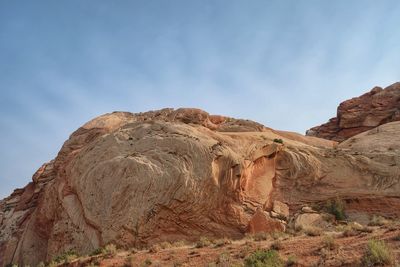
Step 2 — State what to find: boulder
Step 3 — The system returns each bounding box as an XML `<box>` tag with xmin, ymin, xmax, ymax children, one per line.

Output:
<box><xmin>247</xmin><ymin>209</ymin><xmax>286</xmax><ymax>233</ymax></box>
<box><xmin>294</xmin><ymin>213</ymin><xmax>327</xmax><ymax>229</ymax></box>
<box><xmin>272</xmin><ymin>200</ymin><xmax>289</xmax><ymax>219</ymax></box>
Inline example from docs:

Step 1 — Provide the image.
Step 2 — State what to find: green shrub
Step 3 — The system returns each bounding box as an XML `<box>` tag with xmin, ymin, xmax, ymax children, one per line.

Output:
<box><xmin>53</xmin><ymin>249</ymin><xmax>77</xmax><ymax>263</ymax></box>
<box><xmin>325</xmin><ymin>198</ymin><xmax>346</xmax><ymax>220</ymax></box>
<box><xmin>362</xmin><ymin>239</ymin><xmax>393</xmax><ymax>266</ymax></box>
<box><xmin>273</xmin><ymin>139</ymin><xmax>284</xmax><ymax>144</ymax></box>
<box><xmin>244</xmin><ymin>249</ymin><xmax>284</xmax><ymax>267</ymax></box>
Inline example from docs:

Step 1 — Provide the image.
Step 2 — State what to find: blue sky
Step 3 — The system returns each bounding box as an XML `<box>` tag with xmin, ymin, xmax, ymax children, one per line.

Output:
<box><xmin>1</xmin><ymin>1</ymin><xmax>399</xmax><ymax>199</ymax></box>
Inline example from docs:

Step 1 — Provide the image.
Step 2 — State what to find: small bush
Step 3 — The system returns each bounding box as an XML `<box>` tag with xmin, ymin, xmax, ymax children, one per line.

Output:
<box><xmin>252</xmin><ymin>232</ymin><xmax>269</xmax><ymax>241</ymax></box>
<box><xmin>103</xmin><ymin>244</ymin><xmax>117</xmax><ymax>256</ymax></box>
<box><xmin>172</xmin><ymin>240</ymin><xmax>186</xmax><ymax>247</ymax></box>
<box><xmin>271</xmin><ymin>240</ymin><xmax>283</xmax><ymax>250</ymax></box>
<box><xmin>362</xmin><ymin>239</ymin><xmax>393</xmax><ymax>266</ymax></box>
<box><xmin>304</xmin><ymin>227</ymin><xmax>321</xmax><ymax>237</ymax></box>
<box><xmin>342</xmin><ymin>228</ymin><xmax>359</xmax><ymax>237</ymax></box>
<box><xmin>159</xmin><ymin>241</ymin><xmax>172</xmax><ymax>249</ymax></box>
<box><xmin>143</xmin><ymin>258</ymin><xmax>152</xmax><ymax>266</ymax></box>
<box><xmin>392</xmin><ymin>234</ymin><xmax>400</xmax><ymax>241</ymax></box>
<box><xmin>196</xmin><ymin>237</ymin><xmax>212</xmax><ymax>248</ymax></box>
<box><xmin>149</xmin><ymin>244</ymin><xmax>161</xmax><ymax>253</ymax></box>
<box><xmin>286</xmin><ymin>255</ymin><xmax>298</xmax><ymax>266</ymax></box>
<box><xmin>273</xmin><ymin>139</ymin><xmax>284</xmax><ymax>144</ymax></box>
<box><xmin>124</xmin><ymin>255</ymin><xmax>135</xmax><ymax>267</ymax></box>
<box><xmin>244</xmin><ymin>249</ymin><xmax>284</xmax><ymax>267</ymax></box>
<box><xmin>325</xmin><ymin>198</ymin><xmax>346</xmax><ymax>221</ymax></box>
<box><xmin>53</xmin><ymin>249</ymin><xmax>77</xmax><ymax>263</ymax></box>
<box><xmin>90</xmin><ymin>247</ymin><xmax>103</xmax><ymax>256</ymax></box>
<box><xmin>214</xmin><ymin>238</ymin><xmax>232</xmax><ymax>247</ymax></box>
<box><xmin>217</xmin><ymin>252</ymin><xmax>231</xmax><ymax>265</ymax></box>
<box><xmin>368</xmin><ymin>215</ymin><xmax>388</xmax><ymax>226</ymax></box>
<box><xmin>322</xmin><ymin>235</ymin><xmax>336</xmax><ymax>250</ymax></box>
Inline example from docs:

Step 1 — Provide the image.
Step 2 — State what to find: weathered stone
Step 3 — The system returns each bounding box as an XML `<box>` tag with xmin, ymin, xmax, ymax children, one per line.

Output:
<box><xmin>294</xmin><ymin>213</ymin><xmax>327</xmax><ymax>229</ymax></box>
<box><xmin>301</xmin><ymin>206</ymin><xmax>316</xmax><ymax>213</ymax></box>
<box><xmin>247</xmin><ymin>209</ymin><xmax>286</xmax><ymax>233</ymax></box>
<box><xmin>272</xmin><ymin>200</ymin><xmax>289</xmax><ymax>219</ymax></box>
<box><xmin>307</xmin><ymin>82</ymin><xmax>400</xmax><ymax>141</ymax></box>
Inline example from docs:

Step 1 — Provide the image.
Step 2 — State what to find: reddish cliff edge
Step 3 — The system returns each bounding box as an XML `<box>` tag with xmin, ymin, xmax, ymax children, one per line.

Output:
<box><xmin>306</xmin><ymin>82</ymin><xmax>400</xmax><ymax>142</ymax></box>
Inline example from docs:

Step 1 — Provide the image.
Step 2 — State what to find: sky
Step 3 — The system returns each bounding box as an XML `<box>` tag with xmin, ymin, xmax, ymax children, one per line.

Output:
<box><xmin>1</xmin><ymin>0</ymin><xmax>400</xmax><ymax>199</ymax></box>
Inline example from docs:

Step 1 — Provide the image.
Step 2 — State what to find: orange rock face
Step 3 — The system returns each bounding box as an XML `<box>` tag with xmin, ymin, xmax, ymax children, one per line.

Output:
<box><xmin>1</xmin><ymin>107</ymin><xmax>399</xmax><ymax>266</ymax></box>
<box><xmin>306</xmin><ymin>82</ymin><xmax>400</xmax><ymax>142</ymax></box>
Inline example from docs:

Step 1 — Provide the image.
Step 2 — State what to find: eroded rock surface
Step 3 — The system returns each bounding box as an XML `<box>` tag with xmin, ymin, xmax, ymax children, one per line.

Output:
<box><xmin>307</xmin><ymin>82</ymin><xmax>400</xmax><ymax>142</ymax></box>
<box><xmin>1</xmin><ymin>107</ymin><xmax>399</xmax><ymax>266</ymax></box>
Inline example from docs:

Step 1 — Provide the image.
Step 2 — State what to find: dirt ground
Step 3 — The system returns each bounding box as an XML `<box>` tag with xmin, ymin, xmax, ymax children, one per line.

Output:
<box><xmin>64</xmin><ymin>225</ymin><xmax>400</xmax><ymax>267</ymax></box>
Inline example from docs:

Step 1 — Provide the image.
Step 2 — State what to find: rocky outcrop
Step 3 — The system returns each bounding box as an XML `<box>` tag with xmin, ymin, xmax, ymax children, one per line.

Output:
<box><xmin>1</xmin><ymin>107</ymin><xmax>400</xmax><ymax>266</ymax></box>
<box><xmin>306</xmin><ymin>82</ymin><xmax>400</xmax><ymax>142</ymax></box>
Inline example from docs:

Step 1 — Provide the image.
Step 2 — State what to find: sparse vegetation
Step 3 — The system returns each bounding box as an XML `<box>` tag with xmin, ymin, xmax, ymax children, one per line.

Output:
<box><xmin>159</xmin><ymin>241</ymin><xmax>172</xmax><ymax>249</ymax></box>
<box><xmin>303</xmin><ymin>227</ymin><xmax>322</xmax><ymax>237</ymax></box>
<box><xmin>244</xmin><ymin>249</ymin><xmax>284</xmax><ymax>267</ymax></box>
<box><xmin>273</xmin><ymin>138</ymin><xmax>284</xmax><ymax>144</ymax></box>
<box><xmin>322</xmin><ymin>235</ymin><xmax>336</xmax><ymax>250</ymax></box>
<box><xmin>196</xmin><ymin>237</ymin><xmax>212</xmax><ymax>248</ymax></box>
<box><xmin>90</xmin><ymin>247</ymin><xmax>103</xmax><ymax>256</ymax></box>
<box><xmin>368</xmin><ymin>215</ymin><xmax>388</xmax><ymax>226</ymax></box>
<box><xmin>217</xmin><ymin>252</ymin><xmax>231</xmax><ymax>266</ymax></box>
<box><xmin>103</xmin><ymin>244</ymin><xmax>117</xmax><ymax>256</ymax></box>
<box><xmin>251</xmin><ymin>232</ymin><xmax>269</xmax><ymax>241</ymax></box>
<box><xmin>362</xmin><ymin>239</ymin><xmax>393</xmax><ymax>266</ymax></box>
<box><xmin>325</xmin><ymin>198</ymin><xmax>346</xmax><ymax>221</ymax></box>
<box><xmin>142</xmin><ymin>258</ymin><xmax>152</xmax><ymax>266</ymax></box>
<box><xmin>149</xmin><ymin>244</ymin><xmax>161</xmax><ymax>253</ymax></box>
<box><xmin>214</xmin><ymin>238</ymin><xmax>232</xmax><ymax>247</ymax></box>
<box><xmin>271</xmin><ymin>240</ymin><xmax>283</xmax><ymax>250</ymax></box>
<box><xmin>285</xmin><ymin>255</ymin><xmax>298</xmax><ymax>266</ymax></box>
<box><xmin>172</xmin><ymin>240</ymin><xmax>186</xmax><ymax>247</ymax></box>
<box><xmin>53</xmin><ymin>249</ymin><xmax>77</xmax><ymax>264</ymax></box>
<box><xmin>393</xmin><ymin>234</ymin><xmax>400</xmax><ymax>241</ymax></box>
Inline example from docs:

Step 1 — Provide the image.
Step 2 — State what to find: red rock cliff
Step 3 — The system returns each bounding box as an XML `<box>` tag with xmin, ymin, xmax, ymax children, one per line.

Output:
<box><xmin>306</xmin><ymin>82</ymin><xmax>400</xmax><ymax>142</ymax></box>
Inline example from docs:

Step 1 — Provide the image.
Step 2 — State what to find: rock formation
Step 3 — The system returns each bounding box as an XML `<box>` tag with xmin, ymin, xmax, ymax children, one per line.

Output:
<box><xmin>306</xmin><ymin>82</ymin><xmax>400</xmax><ymax>142</ymax></box>
<box><xmin>1</xmin><ymin>107</ymin><xmax>400</xmax><ymax>266</ymax></box>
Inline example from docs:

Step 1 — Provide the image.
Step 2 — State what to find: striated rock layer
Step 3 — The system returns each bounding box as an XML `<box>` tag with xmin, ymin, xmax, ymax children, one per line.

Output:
<box><xmin>306</xmin><ymin>82</ymin><xmax>400</xmax><ymax>142</ymax></box>
<box><xmin>1</xmin><ymin>108</ymin><xmax>400</xmax><ymax>266</ymax></box>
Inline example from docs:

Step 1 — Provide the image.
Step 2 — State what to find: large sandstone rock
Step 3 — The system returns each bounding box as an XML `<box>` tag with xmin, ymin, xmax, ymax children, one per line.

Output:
<box><xmin>1</xmin><ymin>107</ymin><xmax>400</xmax><ymax>266</ymax></box>
<box><xmin>306</xmin><ymin>82</ymin><xmax>400</xmax><ymax>142</ymax></box>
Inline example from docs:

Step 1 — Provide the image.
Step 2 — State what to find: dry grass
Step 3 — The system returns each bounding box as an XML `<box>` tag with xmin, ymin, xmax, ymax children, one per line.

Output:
<box><xmin>303</xmin><ymin>227</ymin><xmax>322</xmax><ymax>237</ymax></box>
<box><xmin>362</xmin><ymin>239</ymin><xmax>393</xmax><ymax>266</ymax></box>
<box><xmin>322</xmin><ymin>235</ymin><xmax>336</xmax><ymax>250</ymax></box>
